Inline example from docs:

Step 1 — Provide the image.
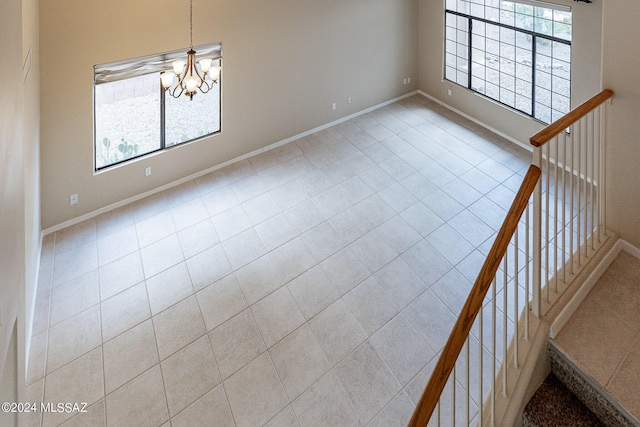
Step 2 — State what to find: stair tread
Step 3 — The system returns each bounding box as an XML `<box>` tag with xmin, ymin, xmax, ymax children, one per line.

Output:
<box><xmin>551</xmin><ymin>250</ymin><xmax>640</xmax><ymax>426</ymax></box>
<box><xmin>549</xmin><ymin>341</ymin><xmax>638</xmax><ymax>427</ymax></box>
<box><xmin>524</xmin><ymin>374</ymin><xmax>605</xmax><ymax>427</ymax></box>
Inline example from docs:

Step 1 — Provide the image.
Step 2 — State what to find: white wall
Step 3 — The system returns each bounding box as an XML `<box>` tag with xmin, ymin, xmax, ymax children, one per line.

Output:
<box><xmin>602</xmin><ymin>0</ymin><xmax>640</xmax><ymax>248</ymax></box>
<box><xmin>418</xmin><ymin>0</ymin><xmax>603</xmax><ymax>145</ymax></box>
<box><xmin>0</xmin><ymin>0</ymin><xmax>40</xmax><ymax>415</ymax></box>
<box><xmin>22</xmin><ymin>0</ymin><xmax>41</xmax><ymax>383</ymax></box>
<box><xmin>39</xmin><ymin>0</ymin><xmax>419</xmax><ymax>229</ymax></box>
<box><xmin>0</xmin><ymin>325</ymin><xmax>18</xmax><ymax>427</ymax></box>
<box><xmin>0</xmin><ymin>0</ymin><xmax>25</xmax><ymax>395</ymax></box>
<box><xmin>0</xmin><ymin>0</ymin><xmax>33</xmax><ymax>420</ymax></box>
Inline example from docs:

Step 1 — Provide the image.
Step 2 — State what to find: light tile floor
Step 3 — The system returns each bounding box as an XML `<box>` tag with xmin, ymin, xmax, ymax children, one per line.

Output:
<box><xmin>26</xmin><ymin>95</ymin><xmax>532</xmax><ymax>427</ymax></box>
<box><xmin>555</xmin><ymin>250</ymin><xmax>640</xmax><ymax>422</ymax></box>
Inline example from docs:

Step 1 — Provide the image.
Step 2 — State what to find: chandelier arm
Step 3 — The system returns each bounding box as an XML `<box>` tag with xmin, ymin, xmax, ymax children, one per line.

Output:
<box><xmin>170</xmin><ymin>83</ymin><xmax>185</xmax><ymax>99</ymax></box>
<box><xmin>198</xmin><ymin>82</ymin><xmax>212</xmax><ymax>94</ymax></box>
<box><xmin>193</xmin><ymin>66</ymin><xmax>206</xmax><ymax>84</ymax></box>
<box><xmin>178</xmin><ymin>64</ymin><xmax>188</xmax><ymax>90</ymax></box>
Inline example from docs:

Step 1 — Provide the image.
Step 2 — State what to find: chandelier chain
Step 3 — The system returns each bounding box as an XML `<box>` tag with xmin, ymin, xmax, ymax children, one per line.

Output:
<box><xmin>190</xmin><ymin>0</ymin><xmax>193</xmax><ymax>48</ymax></box>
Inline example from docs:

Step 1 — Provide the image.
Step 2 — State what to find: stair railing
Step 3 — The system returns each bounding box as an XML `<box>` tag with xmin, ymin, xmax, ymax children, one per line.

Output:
<box><xmin>530</xmin><ymin>89</ymin><xmax>614</xmax><ymax>316</ymax></box>
<box><xmin>408</xmin><ymin>89</ymin><xmax>613</xmax><ymax>427</ymax></box>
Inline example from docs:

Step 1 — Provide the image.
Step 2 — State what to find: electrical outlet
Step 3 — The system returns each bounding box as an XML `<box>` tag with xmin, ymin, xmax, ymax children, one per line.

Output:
<box><xmin>447</xmin><ymin>89</ymin><xmax>452</xmax><ymax>96</ymax></box>
<box><xmin>332</xmin><ymin>103</ymin><xmax>337</xmax><ymax>111</ymax></box>
<box><xmin>70</xmin><ymin>193</ymin><xmax>78</xmax><ymax>205</ymax></box>
<box><xmin>407</xmin><ymin>77</ymin><xmax>411</xmax><ymax>84</ymax></box>
<box><xmin>145</xmin><ymin>167</ymin><xmax>152</xmax><ymax>176</ymax></box>
<box><xmin>347</xmin><ymin>97</ymin><xmax>352</xmax><ymax>104</ymax></box>
<box><xmin>403</xmin><ymin>78</ymin><xmax>407</xmax><ymax>85</ymax></box>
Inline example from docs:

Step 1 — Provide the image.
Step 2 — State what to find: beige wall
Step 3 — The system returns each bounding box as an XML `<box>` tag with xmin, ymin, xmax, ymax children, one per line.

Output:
<box><xmin>418</xmin><ymin>0</ymin><xmax>603</xmax><ymax>145</ymax></box>
<box><xmin>0</xmin><ymin>0</ymin><xmax>24</xmax><ymax>391</ymax></box>
<box><xmin>22</xmin><ymin>0</ymin><xmax>41</xmax><ymax>372</ymax></box>
<box><xmin>0</xmin><ymin>325</ymin><xmax>18</xmax><ymax>427</ymax></box>
<box><xmin>1</xmin><ymin>0</ymin><xmax>40</xmax><ymax>415</ymax></box>
<box><xmin>40</xmin><ymin>0</ymin><xmax>419</xmax><ymax>229</ymax></box>
<box><xmin>0</xmin><ymin>0</ymin><xmax>40</xmax><ymax>410</ymax></box>
<box><xmin>602</xmin><ymin>0</ymin><xmax>640</xmax><ymax>248</ymax></box>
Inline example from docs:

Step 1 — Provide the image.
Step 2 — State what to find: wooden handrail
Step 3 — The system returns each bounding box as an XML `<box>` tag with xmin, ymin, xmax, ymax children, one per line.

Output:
<box><xmin>408</xmin><ymin>165</ymin><xmax>541</xmax><ymax>427</ymax></box>
<box><xmin>530</xmin><ymin>89</ymin><xmax>614</xmax><ymax>147</ymax></box>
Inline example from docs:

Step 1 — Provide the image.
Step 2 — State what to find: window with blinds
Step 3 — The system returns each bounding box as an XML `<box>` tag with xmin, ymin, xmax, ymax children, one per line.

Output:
<box><xmin>94</xmin><ymin>43</ymin><xmax>222</xmax><ymax>170</ymax></box>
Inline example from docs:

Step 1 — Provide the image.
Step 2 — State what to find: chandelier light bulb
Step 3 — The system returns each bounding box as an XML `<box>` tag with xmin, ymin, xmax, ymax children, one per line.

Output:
<box><xmin>160</xmin><ymin>72</ymin><xmax>174</xmax><ymax>89</ymax></box>
<box><xmin>209</xmin><ymin>65</ymin><xmax>221</xmax><ymax>81</ymax></box>
<box><xmin>185</xmin><ymin>75</ymin><xmax>200</xmax><ymax>93</ymax></box>
<box><xmin>199</xmin><ymin>58</ymin><xmax>212</xmax><ymax>73</ymax></box>
<box><xmin>172</xmin><ymin>60</ymin><xmax>186</xmax><ymax>75</ymax></box>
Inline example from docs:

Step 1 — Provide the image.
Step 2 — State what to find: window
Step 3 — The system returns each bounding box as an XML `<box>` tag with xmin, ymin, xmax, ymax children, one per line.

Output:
<box><xmin>94</xmin><ymin>43</ymin><xmax>222</xmax><ymax>170</ymax></box>
<box><xmin>445</xmin><ymin>0</ymin><xmax>571</xmax><ymax>124</ymax></box>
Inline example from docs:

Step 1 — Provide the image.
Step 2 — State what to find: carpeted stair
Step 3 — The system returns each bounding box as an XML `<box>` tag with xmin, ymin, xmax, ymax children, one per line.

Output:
<box><xmin>524</xmin><ymin>342</ymin><xmax>638</xmax><ymax>427</ymax></box>
<box><xmin>523</xmin><ymin>373</ymin><xmax>604</xmax><ymax>427</ymax></box>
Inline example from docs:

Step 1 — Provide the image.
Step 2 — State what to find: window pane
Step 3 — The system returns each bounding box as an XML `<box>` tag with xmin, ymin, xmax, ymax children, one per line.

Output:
<box><xmin>534</xmin><ymin>16</ymin><xmax>552</xmax><ymax>37</ymax></box>
<box><xmin>94</xmin><ymin>74</ymin><xmax>161</xmax><ymax>169</ymax></box>
<box><xmin>551</xmin><ymin>109</ymin><xmax>564</xmax><ymax>123</ymax></box>
<box><xmin>501</xmin><ymin>42</ymin><xmax>515</xmax><ymax>66</ymax></box>
<box><xmin>553</xmin><ymin>75</ymin><xmax>570</xmax><ymax>98</ymax></box>
<box><xmin>443</xmin><ymin>2</ymin><xmax>570</xmax><ymax>125</ymax></box>
<box><xmin>486</xmin><ymin>38</ymin><xmax>500</xmax><ymax>56</ymax></box>
<box><xmin>516</xmin><ymin>93</ymin><xmax>532</xmax><ymax>114</ymax></box>
<box><xmin>500</xmin><ymin>88</ymin><xmax>515</xmax><ymax>108</ymax></box>
<box><xmin>535</xmin><ymin>86</ymin><xmax>551</xmax><ymax>108</ymax></box>
<box><xmin>485</xmin><ymin>6</ymin><xmax>499</xmax><ymax>22</ymax></box>
<box><xmin>165</xmin><ymin>73</ymin><xmax>221</xmax><ymax>147</ymax></box>
<box><xmin>472</xmin><ymin>76</ymin><xmax>486</xmax><ymax>94</ymax></box>
<box><xmin>553</xmin><ymin>10</ymin><xmax>572</xmax><ymax>41</ymax></box>
<box><xmin>471</xmin><ymin>3</ymin><xmax>484</xmax><ymax>18</ymax></box>
<box><xmin>486</xmin><ymin>82</ymin><xmax>500</xmax><ymax>100</ymax></box>
<box><xmin>516</xmin><ymin>62</ymin><xmax>532</xmax><ymax>83</ymax></box>
<box><xmin>457</xmin><ymin>0</ymin><xmax>470</xmax><ymax>13</ymax></box>
<box><xmin>535</xmin><ymin>103</ymin><xmax>551</xmax><ymax>124</ymax></box>
<box><xmin>552</xmin><ymin>92</ymin><xmax>570</xmax><ymax>114</ymax></box>
<box><xmin>446</xmin><ymin>13</ymin><xmax>457</xmax><ymax>29</ymax></box>
<box><xmin>446</xmin><ymin>52</ymin><xmax>458</xmax><ymax>68</ymax></box>
<box><xmin>446</xmin><ymin>66</ymin><xmax>457</xmax><ymax>81</ymax></box>
<box><xmin>553</xmin><ymin>41</ymin><xmax>571</xmax><ymax>62</ymax></box>
<box><xmin>515</xmin><ymin>12</ymin><xmax>533</xmax><ymax>31</ymax></box>
<box><xmin>444</xmin><ymin>12</ymin><xmax>469</xmax><ymax>87</ymax></box>
<box><xmin>457</xmin><ymin>70</ymin><xmax>469</xmax><ymax>86</ymax></box>
<box><xmin>515</xmin><ymin>3</ymin><xmax>533</xmax><ymax>15</ymax></box>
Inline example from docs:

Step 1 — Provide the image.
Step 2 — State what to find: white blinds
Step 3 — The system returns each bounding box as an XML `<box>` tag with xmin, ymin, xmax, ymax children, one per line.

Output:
<box><xmin>514</xmin><ymin>0</ymin><xmax>571</xmax><ymax>12</ymax></box>
<box><xmin>94</xmin><ymin>42</ymin><xmax>222</xmax><ymax>85</ymax></box>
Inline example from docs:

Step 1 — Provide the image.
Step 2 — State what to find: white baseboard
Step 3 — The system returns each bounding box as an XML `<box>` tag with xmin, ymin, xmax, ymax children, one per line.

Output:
<box><xmin>621</xmin><ymin>240</ymin><xmax>640</xmax><ymax>259</ymax></box>
<box><xmin>417</xmin><ymin>90</ymin><xmax>532</xmax><ymax>152</ymax></box>
<box><xmin>43</xmin><ymin>91</ymin><xmax>419</xmax><ymax>236</ymax></box>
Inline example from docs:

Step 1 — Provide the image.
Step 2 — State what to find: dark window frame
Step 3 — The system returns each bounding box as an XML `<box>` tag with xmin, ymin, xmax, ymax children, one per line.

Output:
<box><xmin>444</xmin><ymin>5</ymin><xmax>571</xmax><ymax>124</ymax></box>
<box><xmin>93</xmin><ymin>44</ymin><xmax>222</xmax><ymax>172</ymax></box>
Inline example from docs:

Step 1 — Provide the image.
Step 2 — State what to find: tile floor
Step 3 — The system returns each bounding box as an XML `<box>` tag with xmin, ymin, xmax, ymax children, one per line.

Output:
<box><xmin>555</xmin><ymin>250</ymin><xmax>640</xmax><ymax>422</ymax></box>
<box><xmin>26</xmin><ymin>94</ymin><xmax>533</xmax><ymax>427</ymax></box>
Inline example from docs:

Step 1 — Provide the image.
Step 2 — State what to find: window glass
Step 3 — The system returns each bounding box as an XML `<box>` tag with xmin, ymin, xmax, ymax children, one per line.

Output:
<box><xmin>94</xmin><ymin>74</ymin><xmax>161</xmax><ymax>169</ymax></box>
<box><xmin>94</xmin><ymin>44</ymin><xmax>221</xmax><ymax>170</ymax></box>
<box><xmin>444</xmin><ymin>1</ymin><xmax>571</xmax><ymax>124</ymax></box>
<box><xmin>165</xmin><ymin>60</ymin><xmax>221</xmax><ymax>147</ymax></box>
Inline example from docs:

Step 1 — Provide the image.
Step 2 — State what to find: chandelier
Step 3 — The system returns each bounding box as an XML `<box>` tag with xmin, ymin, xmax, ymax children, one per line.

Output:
<box><xmin>160</xmin><ymin>0</ymin><xmax>220</xmax><ymax>100</ymax></box>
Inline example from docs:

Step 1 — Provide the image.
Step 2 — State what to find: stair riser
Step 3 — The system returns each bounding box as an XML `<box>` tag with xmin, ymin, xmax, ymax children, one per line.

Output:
<box><xmin>549</xmin><ymin>343</ymin><xmax>637</xmax><ymax>427</ymax></box>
